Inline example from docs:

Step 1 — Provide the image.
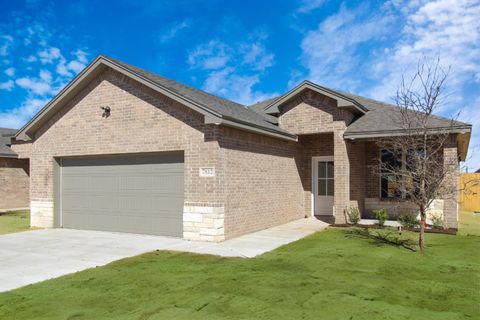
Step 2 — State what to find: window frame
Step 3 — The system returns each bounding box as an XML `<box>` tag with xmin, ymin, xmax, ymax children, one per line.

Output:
<box><xmin>379</xmin><ymin>149</ymin><xmax>407</xmax><ymax>200</ymax></box>
<box><xmin>317</xmin><ymin>161</ymin><xmax>334</xmax><ymax>197</ymax></box>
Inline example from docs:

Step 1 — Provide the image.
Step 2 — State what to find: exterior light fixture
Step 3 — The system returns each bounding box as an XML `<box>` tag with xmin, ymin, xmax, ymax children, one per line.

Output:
<box><xmin>101</xmin><ymin>106</ymin><xmax>111</xmax><ymax>118</ymax></box>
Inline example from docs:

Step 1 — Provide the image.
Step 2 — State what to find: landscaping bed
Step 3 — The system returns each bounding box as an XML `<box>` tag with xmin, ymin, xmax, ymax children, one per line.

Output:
<box><xmin>331</xmin><ymin>224</ymin><xmax>457</xmax><ymax>235</ymax></box>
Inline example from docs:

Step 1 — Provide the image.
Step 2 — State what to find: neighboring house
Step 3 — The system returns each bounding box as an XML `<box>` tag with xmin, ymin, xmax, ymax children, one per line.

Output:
<box><xmin>0</xmin><ymin>127</ymin><xmax>29</xmax><ymax>210</ymax></box>
<box><xmin>11</xmin><ymin>56</ymin><xmax>472</xmax><ymax>241</ymax></box>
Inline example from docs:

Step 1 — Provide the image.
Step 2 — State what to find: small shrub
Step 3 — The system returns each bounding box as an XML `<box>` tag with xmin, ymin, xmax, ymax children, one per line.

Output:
<box><xmin>430</xmin><ymin>214</ymin><xmax>444</xmax><ymax>229</ymax></box>
<box><xmin>373</xmin><ymin>208</ymin><xmax>388</xmax><ymax>227</ymax></box>
<box><xmin>398</xmin><ymin>212</ymin><xmax>419</xmax><ymax>228</ymax></box>
<box><xmin>346</xmin><ymin>206</ymin><xmax>361</xmax><ymax>225</ymax></box>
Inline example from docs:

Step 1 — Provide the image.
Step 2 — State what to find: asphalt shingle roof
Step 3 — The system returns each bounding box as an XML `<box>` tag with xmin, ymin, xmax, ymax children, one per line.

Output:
<box><xmin>248</xmin><ymin>86</ymin><xmax>469</xmax><ymax>137</ymax></box>
<box><xmin>0</xmin><ymin>127</ymin><xmax>17</xmax><ymax>158</ymax></box>
<box><xmin>340</xmin><ymin>93</ymin><xmax>470</xmax><ymax>136</ymax></box>
<box><xmin>247</xmin><ymin>97</ymin><xmax>280</xmax><ymax>124</ymax></box>
<box><xmin>15</xmin><ymin>55</ymin><xmax>469</xmax><ymax>142</ymax></box>
<box><xmin>107</xmin><ymin>57</ymin><xmax>291</xmax><ymax>136</ymax></box>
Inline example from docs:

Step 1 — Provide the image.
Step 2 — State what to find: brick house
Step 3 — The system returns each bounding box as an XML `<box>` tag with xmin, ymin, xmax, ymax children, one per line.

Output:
<box><xmin>0</xmin><ymin>127</ymin><xmax>29</xmax><ymax>210</ymax></box>
<box><xmin>11</xmin><ymin>56</ymin><xmax>472</xmax><ymax>241</ymax></box>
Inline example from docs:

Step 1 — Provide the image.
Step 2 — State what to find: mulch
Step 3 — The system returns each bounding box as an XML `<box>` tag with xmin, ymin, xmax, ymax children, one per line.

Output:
<box><xmin>330</xmin><ymin>224</ymin><xmax>457</xmax><ymax>235</ymax></box>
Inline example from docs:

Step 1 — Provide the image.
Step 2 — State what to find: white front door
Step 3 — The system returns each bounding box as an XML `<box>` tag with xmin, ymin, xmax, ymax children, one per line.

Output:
<box><xmin>313</xmin><ymin>157</ymin><xmax>334</xmax><ymax>216</ymax></box>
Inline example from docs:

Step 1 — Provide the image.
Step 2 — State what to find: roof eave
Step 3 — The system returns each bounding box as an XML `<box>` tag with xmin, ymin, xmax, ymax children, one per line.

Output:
<box><xmin>0</xmin><ymin>153</ymin><xmax>18</xmax><ymax>159</ymax></box>
<box><xmin>205</xmin><ymin>115</ymin><xmax>297</xmax><ymax>142</ymax></box>
<box><xmin>344</xmin><ymin>125</ymin><xmax>472</xmax><ymax>140</ymax></box>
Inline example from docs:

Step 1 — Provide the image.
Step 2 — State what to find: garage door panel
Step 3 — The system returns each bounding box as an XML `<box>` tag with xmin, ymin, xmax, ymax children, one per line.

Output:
<box><xmin>88</xmin><ymin>176</ymin><xmax>119</xmax><ymax>192</ymax></box>
<box><xmin>60</xmin><ymin>153</ymin><xmax>184</xmax><ymax>237</ymax></box>
<box><xmin>62</xmin><ymin>175</ymin><xmax>90</xmax><ymax>191</ymax></box>
<box><xmin>63</xmin><ymin>213</ymin><xmax>182</xmax><ymax>237</ymax></box>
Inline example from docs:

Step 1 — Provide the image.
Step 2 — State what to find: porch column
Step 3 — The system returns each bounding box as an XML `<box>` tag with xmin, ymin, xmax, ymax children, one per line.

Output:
<box><xmin>443</xmin><ymin>145</ymin><xmax>459</xmax><ymax>229</ymax></box>
<box><xmin>333</xmin><ymin>124</ymin><xmax>350</xmax><ymax>224</ymax></box>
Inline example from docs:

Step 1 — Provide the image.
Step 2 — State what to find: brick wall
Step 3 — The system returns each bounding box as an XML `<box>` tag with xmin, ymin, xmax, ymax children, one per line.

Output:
<box><xmin>348</xmin><ymin>140</ymin><xmax>366</xmax><ymax>214</ymax></box>
<box><xmin>443</xmin><ymin>145</ymin><xmax>459</xmax><ymax>229</ymax></box>
<box><xmin>365</xmin><ymin>141</ymin><xmax>379</xmax><ymax>198</ymax></box>
<box><xmin>279</xmin><ymin>89</ymin><xmax>354</xmax><ymax>135</ymax></box>
<box><xmin>333</xmin><ymin>124</ymin><xmax>350</xmax><ymax>224</ymax></box>
<box><xmin>0</xmin><ymin>157</ymin><xmax>29</xmax><ymax>209</ymax></box>
<box><xmin>219</xmin><ymin>126</ymin><xmax>304</xmax><ymax>239</ymax></box>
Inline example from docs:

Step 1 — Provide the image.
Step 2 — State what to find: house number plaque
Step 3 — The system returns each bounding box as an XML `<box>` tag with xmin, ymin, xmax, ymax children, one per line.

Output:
<box><xmin>199</xmin><ymin>167</ymin><xmax>215</xmax><ymax>177</ymax></box>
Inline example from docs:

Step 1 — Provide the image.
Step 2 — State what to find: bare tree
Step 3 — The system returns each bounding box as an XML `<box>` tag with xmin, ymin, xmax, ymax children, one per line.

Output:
<box><xmin>377</xmin><ymin>58</ymin><xmax>459</xmax><ymax>252</ymax></box>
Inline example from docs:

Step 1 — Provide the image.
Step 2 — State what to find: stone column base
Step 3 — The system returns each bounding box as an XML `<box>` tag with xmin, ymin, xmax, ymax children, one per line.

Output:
<box><xmin>30</xmin><ymin>200</ymin><xmax>54</xmax><ymax>228</ymax></box>
<box><xmin>183</xmin><ymin>204</ymin><xmax>225</xmax><ymax>242</ymax></box>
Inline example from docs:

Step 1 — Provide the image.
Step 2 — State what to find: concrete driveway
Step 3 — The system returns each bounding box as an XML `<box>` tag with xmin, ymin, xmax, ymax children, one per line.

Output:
<box><xmin>0</xmin><ymin>217</ymin><xmax>328</xmax><ymax>292</ymax></box>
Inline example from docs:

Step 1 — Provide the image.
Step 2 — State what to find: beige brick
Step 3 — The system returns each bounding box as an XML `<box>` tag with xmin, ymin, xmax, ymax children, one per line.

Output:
<box><xmin>0</xmin><ymin>158</ymin><xmax>29</xmax><ymax>210</ymax></box>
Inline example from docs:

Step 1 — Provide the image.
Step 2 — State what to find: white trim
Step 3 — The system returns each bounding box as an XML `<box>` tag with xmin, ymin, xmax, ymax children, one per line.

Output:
<box><xmin>263</xmin><ymin>81</ymin><xmax>367</xmax><ymax>114</ymax></box>
<box><xmin>313</xmin><ymin>156</ymin><xmax>334</xmax><ymax>161</ymax></box>
<box><xmin>311</xmin><ymin>156</ymin><xmax>334</xmax><ymax>217</ymax></box>
<box><xmin>59</xmin><ymin>158</ymin><xmax>63</xmax><ymax>227</ymax></box>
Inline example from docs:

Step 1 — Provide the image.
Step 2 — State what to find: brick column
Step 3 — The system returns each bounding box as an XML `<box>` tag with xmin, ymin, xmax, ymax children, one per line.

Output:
<box><xmin>443</xmin><ymin>146</ymin><xmax>459</xmax><ymax>229</ymax></box>
<box><xmin>333</xmin><ymin>125</ymin><xmax>349</xmax><ymax>224</ymax></box>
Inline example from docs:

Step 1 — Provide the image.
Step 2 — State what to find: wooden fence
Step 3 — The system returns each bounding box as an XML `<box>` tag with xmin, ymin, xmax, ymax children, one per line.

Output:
<box><xmin>459</xmin><ymin>173</ymin><xmax>480</xmax><ymax>212</ymax></box>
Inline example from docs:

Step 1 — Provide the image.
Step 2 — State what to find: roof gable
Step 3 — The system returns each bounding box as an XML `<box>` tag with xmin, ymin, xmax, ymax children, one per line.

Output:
<box><xmin>262</xmin><ymin>81</ymin><xmax>368</xmax><ymax>115</ymax></box>
<box><xmin>15</xmin><ymin>55</ymin><xmax>296</xmax><ymax>142</ymax></box>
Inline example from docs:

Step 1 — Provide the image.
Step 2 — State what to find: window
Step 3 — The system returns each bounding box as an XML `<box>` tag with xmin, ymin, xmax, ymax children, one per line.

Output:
<box><xmin>380</xmin><ymin>149</ymin><xmax>423</xmax><ymax>200</ymax></box>
<box><xmin>380</xmin><ymin>150</ymin><xmax>403</xmax><ymax>199</ymax></box>
<box><xmin>318</xmin><ymin>161</ymin><xmax>334</xmax><ymax>196</ymax></box>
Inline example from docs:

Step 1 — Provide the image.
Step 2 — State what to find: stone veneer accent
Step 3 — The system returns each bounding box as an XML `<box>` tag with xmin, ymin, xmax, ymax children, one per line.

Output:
<box><xmin>426</xmin><ymin>199</ymin><xmax>445</xmax><ymax>220</ymax></box>
<box><xmin>365</xmin><ymin>198</ymin><xmax>445</xmax><ymax>222</ymax></box>
<box><xmin>30</xmin><ymin>200</ymin><xmax>53</xmax><ymax>228</ymax></box>
<box><xmin>183</xmin><ymin>204</ymin><xmax>225</xmax><ymax>242</ymax></box>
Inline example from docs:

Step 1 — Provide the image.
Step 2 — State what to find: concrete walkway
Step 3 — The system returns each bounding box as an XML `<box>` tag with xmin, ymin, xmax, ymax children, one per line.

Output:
<box><xmin>358</xmin><ymin>219</ymin><xmax>403</xmax><ymax>227</ymax></box>
<box><xmin>0</xmin><ymin>217</ymin><xmax>328</xmax><ymax>292</ymax></box>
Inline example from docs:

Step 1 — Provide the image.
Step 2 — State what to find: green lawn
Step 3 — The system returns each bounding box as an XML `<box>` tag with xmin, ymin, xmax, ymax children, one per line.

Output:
<box><xmin>0</xmin><ymin>212</ymin><xmax>478</xmax><ymax>320</ymax></box>
<box><xmin>0</xmin><ymin>210</ymin><xmax>30</xmax><ymax>235</ymax></box>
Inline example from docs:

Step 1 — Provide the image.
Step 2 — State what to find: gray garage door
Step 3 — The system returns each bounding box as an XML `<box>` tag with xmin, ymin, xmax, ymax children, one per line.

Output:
<box><xmin>60</xmin><ymin>153</ymin><xmax>184</xmax><ymax>237</ymax></box>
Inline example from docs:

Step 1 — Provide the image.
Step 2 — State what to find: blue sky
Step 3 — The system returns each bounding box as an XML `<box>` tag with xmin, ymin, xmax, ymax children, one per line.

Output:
<box><xmin>0</xmin><ymin>0</ymin><xmax>478</xmax><ymax>169</ymax></box>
